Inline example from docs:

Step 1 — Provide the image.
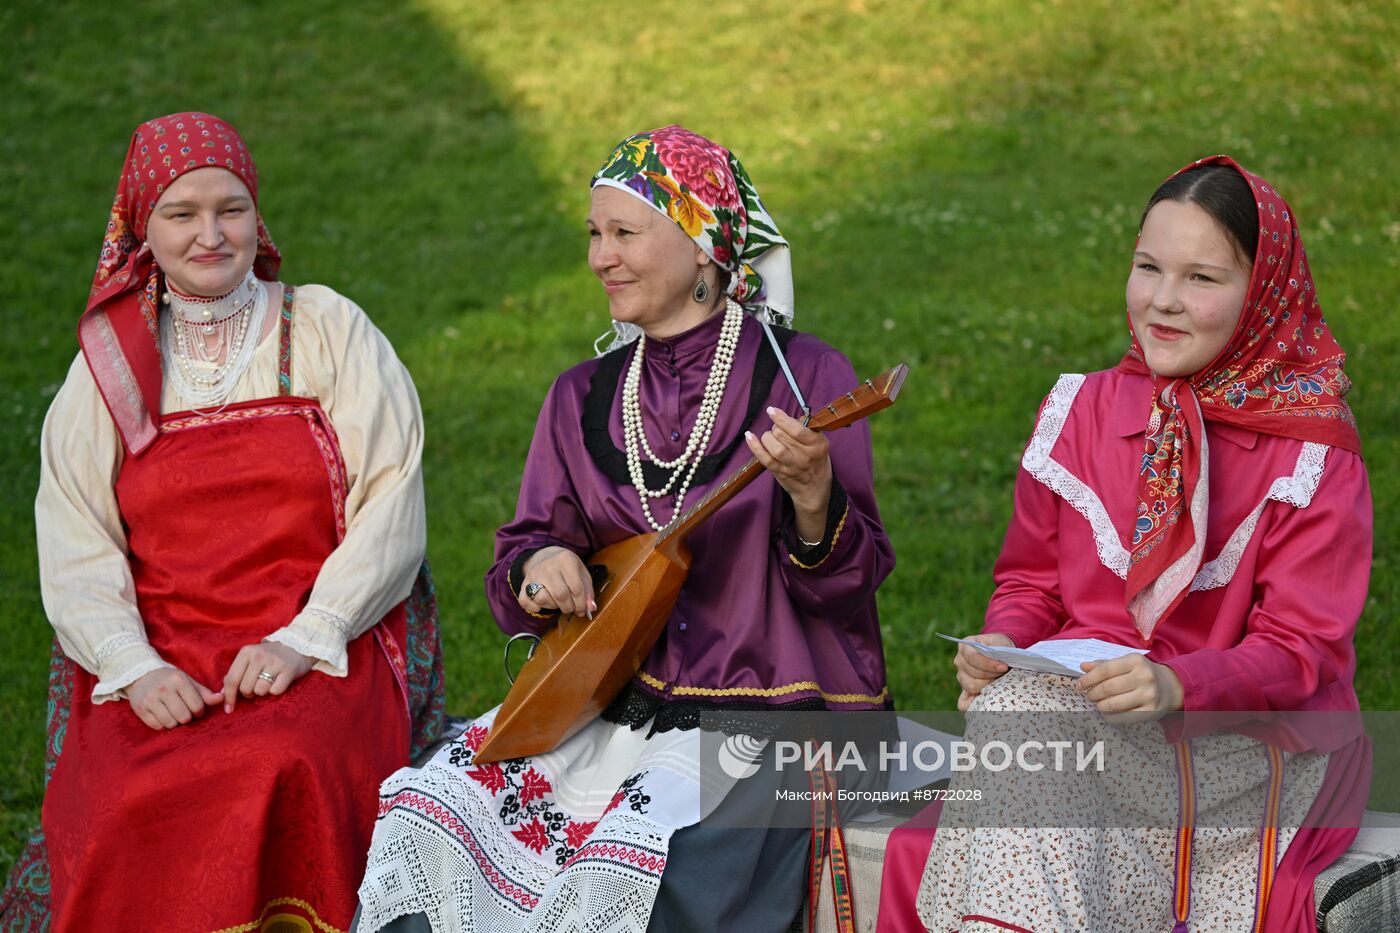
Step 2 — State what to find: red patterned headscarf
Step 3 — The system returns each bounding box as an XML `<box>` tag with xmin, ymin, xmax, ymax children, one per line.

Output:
<box><xmin>79</xmin><ymin>112</ymin><xmax>280</xmax><ymax>454</ymax></box>
<box><xmin>1118</xmin><ymin>155</ymin><xmax>1359</xmax><ymax>638</ymax></box>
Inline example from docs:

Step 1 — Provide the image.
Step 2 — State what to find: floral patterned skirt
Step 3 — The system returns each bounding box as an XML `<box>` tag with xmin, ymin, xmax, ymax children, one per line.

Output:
<box><xmin>357</xmin><ymin>707</ymin><xmax>751</xmax><ymax>933</ymax></box>
<box><xmin>915</xmin><ymin>671</ymin><xmax>1329</xmax><ymax>933</ymax></box>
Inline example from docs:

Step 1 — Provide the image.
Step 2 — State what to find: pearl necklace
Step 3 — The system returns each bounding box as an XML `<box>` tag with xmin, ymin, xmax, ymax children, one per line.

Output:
<box><xmin>622</xmin><ymin>298</ymin><xmax>744</xmax><ymax>531</ymax></box>
<box><xmin>160</xmin><ymin>270</ymin><xmax>267</xmax><ymax>409</ymax></box>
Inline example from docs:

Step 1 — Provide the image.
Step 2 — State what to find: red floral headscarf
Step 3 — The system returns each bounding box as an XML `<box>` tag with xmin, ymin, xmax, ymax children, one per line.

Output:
<box><xmin>1118</xmin><ymin>155</ymin><xmax>1359</xmax><ymax>637</ymax></box>
<box><xmin>78</xmin><ymin>112</ymin><xmax>280</xmax><ymax>454</ymax></box>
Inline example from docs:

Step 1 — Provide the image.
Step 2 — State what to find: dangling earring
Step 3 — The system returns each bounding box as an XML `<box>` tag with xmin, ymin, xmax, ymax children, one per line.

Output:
<box><xmin>692</xmin><ymin>272</ymin><xmax>710</xmax><ymax>304</ymax></box>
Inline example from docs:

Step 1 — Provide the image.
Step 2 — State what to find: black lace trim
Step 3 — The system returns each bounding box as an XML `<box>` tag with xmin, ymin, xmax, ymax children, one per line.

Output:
<box><xmin>600</xmin><ymin>682</ymin><xmax>830</xmax><ymax>738</ymax></box>
<box><xmin>582</xmin><ymin>322</ymin><xmax>798</xmax><ymax>488</ymax></box>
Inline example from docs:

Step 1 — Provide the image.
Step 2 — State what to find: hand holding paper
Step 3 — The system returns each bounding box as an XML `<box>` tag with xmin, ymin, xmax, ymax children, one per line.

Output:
<box><xmin>951</xmin><ymin>632</ymin><xmax>1018</xmax><ymax>711</ymax></box>
<box><xmin>939</xmin><ymin>634</ymin><xmax>1149</xmax><ymax>679</ymax></box>
<box><xmin>941</xmin><ymin>633</ymin><xmax>1183</xmax><ymax>718</ymax></box>
<box><xmin>1077</xmin><ymin>652</ymin><xmax>1185</xmax><ymax>717</ymax></box>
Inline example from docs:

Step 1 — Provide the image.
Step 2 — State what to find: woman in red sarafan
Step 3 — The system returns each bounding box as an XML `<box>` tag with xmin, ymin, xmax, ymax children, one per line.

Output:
<box><xmin>893</xmin><ymin>156</ymin><xmax>1370</xmax><ymax>933</ymax></box>
<box><xmin>1</xmin><ymin>112</ymin><xmax>445</xmax><ymax>932</ymax></box>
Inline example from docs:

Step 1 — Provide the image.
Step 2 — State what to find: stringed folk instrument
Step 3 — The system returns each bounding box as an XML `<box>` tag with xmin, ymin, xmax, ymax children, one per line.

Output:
<box><xmin>472</xmin><ymin>363</ymin><xmax>909</xmax><ymax>764</ymax></box>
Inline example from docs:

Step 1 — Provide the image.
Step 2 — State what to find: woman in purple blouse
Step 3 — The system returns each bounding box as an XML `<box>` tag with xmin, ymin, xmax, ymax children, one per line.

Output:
<box><xmin>356</xmin><ymin>126</ymin><xmax>894</xmax><ymax>933</ymax></box>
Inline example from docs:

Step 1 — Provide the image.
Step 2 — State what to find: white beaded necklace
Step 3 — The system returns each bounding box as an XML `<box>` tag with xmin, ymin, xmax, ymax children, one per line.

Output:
<box><xmin>159</xmin><ymin>270</ymin><xmax>267</xmax><ymax>409</ymax></box>
<box><xmin>623</xmin><ymin>297</ymin><xmax>744</xmax><ymax>531</ymax></box>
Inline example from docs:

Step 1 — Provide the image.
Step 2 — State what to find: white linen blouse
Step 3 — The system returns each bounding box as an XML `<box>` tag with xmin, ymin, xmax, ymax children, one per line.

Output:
<box><xmin>36</xmin><ymin>284</ymin><xmax>426</xmax><ymax>702</ymax></box>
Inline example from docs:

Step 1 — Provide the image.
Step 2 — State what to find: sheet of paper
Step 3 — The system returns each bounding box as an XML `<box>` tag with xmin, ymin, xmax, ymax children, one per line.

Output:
<box><xmin>936</xmin><ymin>634</ymin><xmax>1149</xmax><ymax>679</ymax></box>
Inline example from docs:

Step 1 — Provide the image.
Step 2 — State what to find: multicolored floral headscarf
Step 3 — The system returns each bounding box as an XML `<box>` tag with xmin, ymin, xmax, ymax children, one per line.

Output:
<box><xmin>1117</xmin><ymin>154</ymin><xmax>1359</xmax><ymax>637</ymax></box>
<box><xmin>79</xmin><ymin>111</ymin><xmax>280</xmax><ymax>454</ymax></box>
<box><xmin>592</xmin><ymin>125</ymin><xmax>793</xmax><ymax>335</ymax></box>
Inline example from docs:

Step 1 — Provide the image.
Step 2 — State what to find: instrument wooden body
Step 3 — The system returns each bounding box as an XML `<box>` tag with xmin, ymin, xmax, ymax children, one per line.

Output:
<box><xmin>474</xmin><ymin>533</ymin><xmax>691</xmax><ymax>763</ymax></box>
<box><xmin>472</xmin><ymin>363</ymin><xmax>909</xmax><ymax>765</ymax></box>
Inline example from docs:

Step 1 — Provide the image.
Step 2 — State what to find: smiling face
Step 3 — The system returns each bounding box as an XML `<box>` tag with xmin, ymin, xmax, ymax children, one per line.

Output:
<box><xmin>145</xmin><ymin>167</ymin><xmax>259</xmax><ymax>297</ymax></box>
<box><xmin>1126</xmin><ymin>199</ymin><xmax>1252</xmax><ymax>379</ymax></box>
<box><xmin>587</xmin><ymin>184</ymin><xmax>718</xmax><ymax>339</ymax></box>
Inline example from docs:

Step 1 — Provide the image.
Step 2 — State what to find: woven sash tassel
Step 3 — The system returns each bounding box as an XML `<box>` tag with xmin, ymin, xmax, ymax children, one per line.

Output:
<box><xmin>1171</xmin><ymin>741</ymin><xmax>1197</xmax><ymax>933</ymax></box>
<box><xmin>807</xmin><ymin>760</ymin><xmax>855</xmax><ymax>933</ymax></box>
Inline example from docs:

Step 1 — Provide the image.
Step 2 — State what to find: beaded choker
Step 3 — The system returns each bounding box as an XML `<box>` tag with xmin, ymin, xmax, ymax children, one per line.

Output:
<box><xmin>164</xmin><ymin>271</ymin><xmax>261</xmax><ymax>325</ymax></box>
<box><xmin>159</xmin><ymin>270</ymin><xmax>267</xmax><ymax>410</ymax></box>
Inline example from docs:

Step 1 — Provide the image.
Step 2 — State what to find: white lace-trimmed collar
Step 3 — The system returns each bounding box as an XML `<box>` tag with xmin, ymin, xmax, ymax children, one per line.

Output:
<box><xmin>1022</xmin><ymin>373</ymin><xmax>1330</xmax><ymax>592</ymax></box>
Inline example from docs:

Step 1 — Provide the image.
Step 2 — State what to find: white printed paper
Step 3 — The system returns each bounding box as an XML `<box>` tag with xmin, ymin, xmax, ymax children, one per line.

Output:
<box><xmin>937</xmin><ymin>634</ymin><xmax>1149</xmax><ymax>679</ymax></box>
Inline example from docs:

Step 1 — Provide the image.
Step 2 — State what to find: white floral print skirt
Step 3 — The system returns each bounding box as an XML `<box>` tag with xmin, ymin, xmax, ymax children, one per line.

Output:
<box><xmin>916</xmin><ymin>671</ymin><xmax>1328</xmax><ymax>933</ymax></box>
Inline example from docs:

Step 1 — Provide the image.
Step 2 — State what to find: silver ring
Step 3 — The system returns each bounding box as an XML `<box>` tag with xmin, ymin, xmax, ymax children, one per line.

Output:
<box><xmin>524</xmin><ymin>582</ymin><xmax>544</xmax><ymax>599</ymax></box>
<box><xmin>257</xmin><ymin>671</ymin><xmax>276</xmax><ymax>684</ymax></box>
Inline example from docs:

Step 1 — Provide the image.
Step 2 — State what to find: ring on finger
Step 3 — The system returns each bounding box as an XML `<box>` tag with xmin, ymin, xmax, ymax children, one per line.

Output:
<box><xmin>257</xmin><ymin>671</ymin><xmax>276</xmax><ymax>684</ymax></box>
<box><xmin>525</xmin><ymin>581</ymin><xmax>544</xmax><ymax>599</ymax></box>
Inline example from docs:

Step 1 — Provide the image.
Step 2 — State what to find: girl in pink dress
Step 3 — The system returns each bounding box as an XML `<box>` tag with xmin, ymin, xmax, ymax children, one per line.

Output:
<box><xmin>915</xmin><ymin>156</ymin><xmax>1370</xmax><ymax>932</ymax></box>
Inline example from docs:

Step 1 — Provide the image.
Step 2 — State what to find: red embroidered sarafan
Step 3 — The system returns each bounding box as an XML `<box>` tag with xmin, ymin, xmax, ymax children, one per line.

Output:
<box><xmin>41</xmin><ymin>385</ymin><xmax>410</xmax><ymax>931</ymax></box>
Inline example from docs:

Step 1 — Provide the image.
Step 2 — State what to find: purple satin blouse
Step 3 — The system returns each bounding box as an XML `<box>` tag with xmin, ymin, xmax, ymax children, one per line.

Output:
<box><xmin>486</xmin><ymin>311</ymin><xmax>894</xmax><ymax>727</ymax></box>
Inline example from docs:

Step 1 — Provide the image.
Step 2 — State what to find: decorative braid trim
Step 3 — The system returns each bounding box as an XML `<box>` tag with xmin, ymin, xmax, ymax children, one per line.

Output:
<box><xmin>266</xmin><ymin>617</ymin><xmax>348</xmax><ymax>676</ymax></box>
<box><xmin>207</xmin><ymin>896</ymin><xmax>345</xmax><ymax>933</ymax></box>
<box><xmin>1190</xmin><ymin>442</ymin><xmax>1329</xmax><ymax>591</ymax></box>
<box><xmin>1021</xmin><ymin>374</ymin><xmax>1129</xmax><ymax>579</ymax></box>
<box><xmin>788</xmin><ymin>500</ymin><xmax>850</xmax><ymax>570</ymax></box>
<box><xmin>88</xmin><ymin>309</ymin><xmax>149</xmax><ymax>443</ymax></box>
<box><xmin>94</xmin><ymin>630</ymin><xmax>147</xmax><ymax>669</ymax></box>
<box><xmin>1023</xmin><ymin>375</ymin><xmax>1333</xmax><ymax>591</ymax></box>
<box><xmin>276</xmin><ymin>284</ymin><xmax>296</xmax><ymax>396</ymax></box>
<box><xmin>635</xmin><ymin>669</ymin><xmax>887</xmax><ymax>704</ymax></box>
<box><xmin>92</xmin><ymin>655</ymin><xmax>172</xmax><ymax>704</ymax></box>
<box><xmin>507</xmin><ymin>548</ymin><xmax>557</xmax><ymax>620</ymax></box>
<box><xmin>302</xmin><ymin>604</ymin><xmax>353</xmax><ymax>638</ymax></box>
<box><xmin>600</xmin><ymin>683</ymin><xmax>836</xmax><ymax>737</ymax></box>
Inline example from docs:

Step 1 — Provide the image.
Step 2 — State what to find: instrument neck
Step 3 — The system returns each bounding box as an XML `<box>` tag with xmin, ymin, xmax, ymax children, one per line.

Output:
<box><xmin>655</xmin><ymin>457</ymin><xmax>765</xmax><ymax>551</ymax></box>
<box><xmin>652</xmin><ymin>362</ymin><xmax>909</xmax><ymax>553</ymax></box>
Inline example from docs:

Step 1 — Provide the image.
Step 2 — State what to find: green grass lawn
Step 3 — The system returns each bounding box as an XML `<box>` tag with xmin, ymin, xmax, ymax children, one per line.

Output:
<box><xmin>2</xmin><ymin>0</ymin><xmax>1397</xmax><ymax>873</ymax></box>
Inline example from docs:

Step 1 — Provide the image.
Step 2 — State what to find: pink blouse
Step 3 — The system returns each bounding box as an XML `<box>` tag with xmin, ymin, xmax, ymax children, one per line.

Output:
<box><xmin>984</xmin><ymin>368</ymin><xmax>1371</xmax><ymax>735</ymax></box>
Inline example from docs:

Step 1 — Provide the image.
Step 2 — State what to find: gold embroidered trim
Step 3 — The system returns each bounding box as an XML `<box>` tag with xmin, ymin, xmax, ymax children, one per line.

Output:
<box><xmin>636</xmin><ymin>668</ymin><xmax>887</xmax><ymax>705</ymax></box>
<box><xmin>787</xmin><ymin>500</ymin><xmax>850</xmax><ymax>570</ymax></box>
<box><xmin>206</xmin><ymin>896</ymin><xmax>345</xmax><ymax>933</ymax></box>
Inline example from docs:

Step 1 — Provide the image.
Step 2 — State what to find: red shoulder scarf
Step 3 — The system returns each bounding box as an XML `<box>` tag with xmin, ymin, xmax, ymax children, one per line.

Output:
<box><xmin>1118</xmin><ymin>155</ymin><xmax>1358</xmax><ymax>637</ymax></box>
<box><xmin>78</xmin><ymin>111</ymin><xmax>280</xmax><ymax>454</ymax></box>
